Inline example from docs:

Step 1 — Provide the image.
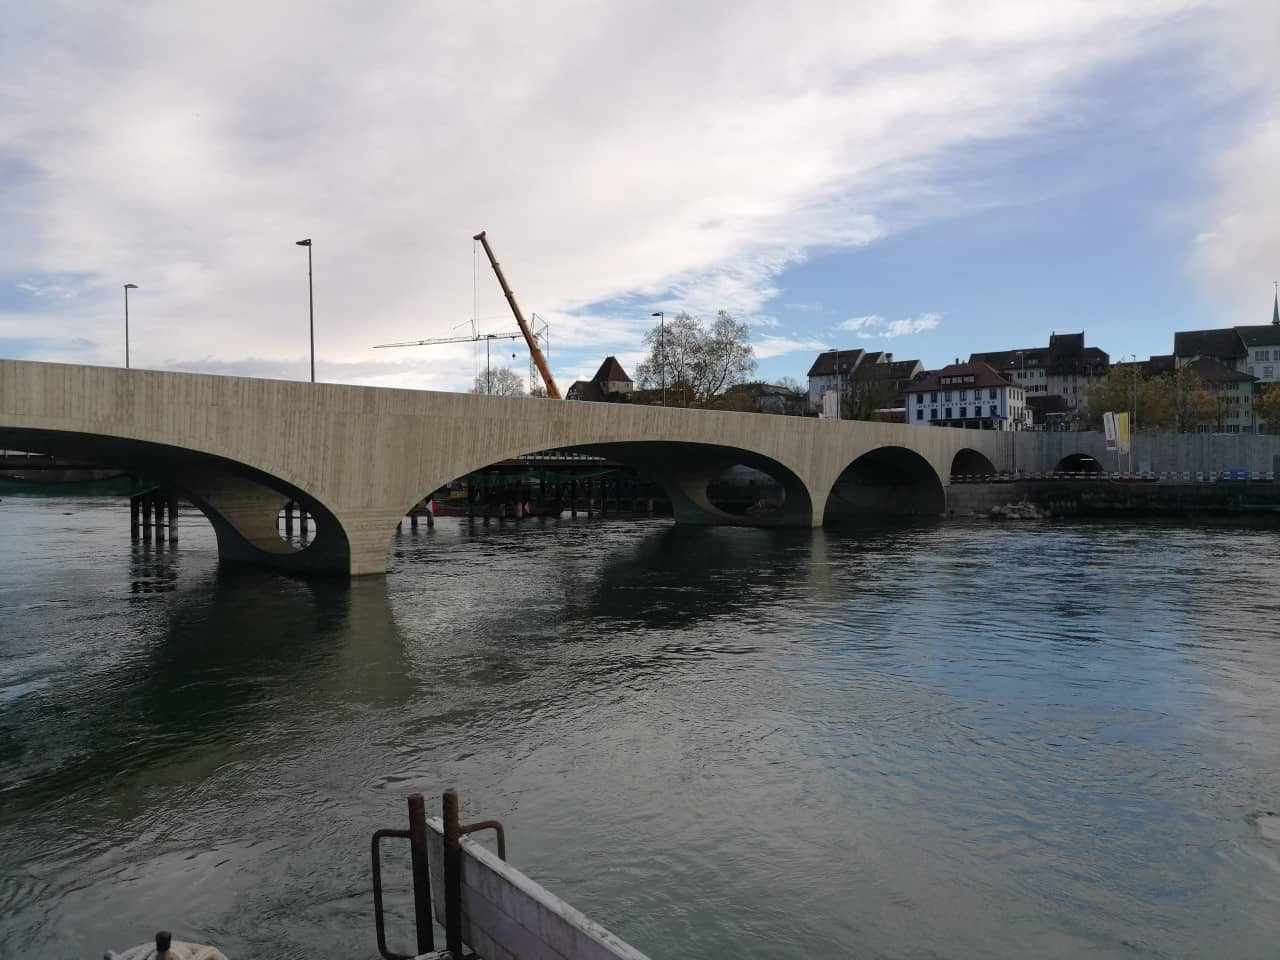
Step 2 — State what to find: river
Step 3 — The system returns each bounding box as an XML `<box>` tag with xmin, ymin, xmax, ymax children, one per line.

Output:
<box><xmin>2</xmin><ymin>496</ymin><xmax>1279</xmax><ymax>959</ymax></box>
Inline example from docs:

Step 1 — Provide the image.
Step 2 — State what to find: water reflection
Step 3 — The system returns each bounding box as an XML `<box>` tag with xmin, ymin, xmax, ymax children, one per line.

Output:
<box><xmin>2</xmin><ymin>503</ymin><xmax>1280</xmax><ymax>959</ymax></box>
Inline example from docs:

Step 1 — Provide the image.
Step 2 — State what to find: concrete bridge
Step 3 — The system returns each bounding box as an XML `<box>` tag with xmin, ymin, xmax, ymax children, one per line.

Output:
<box><xmin>0</xmin><ymin>359</ymin><xmax>1011</xmax><ymax>576</ymax></box>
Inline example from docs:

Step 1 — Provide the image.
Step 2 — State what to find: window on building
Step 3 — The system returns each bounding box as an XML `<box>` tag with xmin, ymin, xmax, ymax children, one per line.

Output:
<box><xmin>916</xmin><ymin>408</ymin><xmax>923</xmax><ymax>420</ymax></box>
<box><xmin>916</xmin><ymin>393</ymin><xmax>923</xmax><ymax>404</ymax></box>
<box><xmin>990</xmin><ymin>404</ymin><xmax>998</xmax><ymax>416</ymax></box>
<box><xmin>960</xmin><ymin>406</ymin><xmax>967</xmax><ymax>418</ymax></box>
<box><xmin>943</xmin><ymin>391</ymin><xmax>952</xmax><ymax>401</ymax></box>
<box><xmin>960</xmin><ymin>389</ymin><xmax>969</xmax><ymax>400</ymax></box>
<box><xmin>989</xmin><ymin>388</ymin><xmax>997</xmax><ymax>400</ymax></box>
<box><xmin>930</xmin><ymin>391</ymin><xmax>938</xmax><ymax>402</ymax></box>
<box><xmin>1249</xmin><ymin>366</ymin><xmax>1255</xmax><ymax>376</ymax></box>
<box><xmin>945</xmin><ymin>407</ymin><xmax>952</xmax><ymax>419</ymax></box>
<box><xmin>1259</xmin><ymin>350</ymin><xmax>1270</xmax><ymax>361</ymax></box>
<box><xmin>1266</xmin><ymin>367</ymin><xmax>1274</xmax><ymax>379</ymax></box>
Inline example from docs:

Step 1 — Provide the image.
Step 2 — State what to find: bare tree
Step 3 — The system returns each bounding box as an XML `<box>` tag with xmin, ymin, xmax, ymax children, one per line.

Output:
<box><xmin>470</xmin><ymin>367</ymin><xmax>526</xmax><ymax>396</ymax></box>
<box><xmin>634</xmin><ymin>311</ymin><xmax>757</xmax><ymax>406</ymax></box>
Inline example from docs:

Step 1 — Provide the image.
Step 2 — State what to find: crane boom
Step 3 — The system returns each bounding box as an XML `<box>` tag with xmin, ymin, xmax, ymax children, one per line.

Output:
<box><xmin>473</xmin><ymin>231</ymin><xmax>561</xmax><ymax>399</ymax></box>
<box><xmin>373</xmin><ymin>332</ymin><xmax>520</xmax><ymax>349</ymax></box>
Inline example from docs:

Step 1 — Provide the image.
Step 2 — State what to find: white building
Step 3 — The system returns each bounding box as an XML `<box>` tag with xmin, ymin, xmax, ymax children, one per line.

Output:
<box><xmin>903</xmin><ymin>362</ymin><xmax>1030</xmax><ymax>430</ymax></box>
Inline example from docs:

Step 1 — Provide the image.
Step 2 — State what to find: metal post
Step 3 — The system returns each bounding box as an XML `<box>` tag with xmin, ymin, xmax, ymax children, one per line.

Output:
<box><xmin>123</xmin><ymin>284</ymin><xmax>137</xmax><ymax>368</ymax></box>
<box><xmin>296</xmin><ymin>239</ymin><xmax>315</xmax><ymax>382</ymax></box>
<box><xmin>307</xmin><ymin>244</ymin><xmax>315</xmax><ymax>382</ymax></box>
<box><xmin>406</xmin><ymin>794</ymin><xmax>435</xmax><ymax>956</ymax></box>
<box><xmin>442</xmin><ymin>789</ymin><xmax>464</xmax><ymax>957</ymax></box>
<box><xmin>652</xmin><ymin>311</ymin><xmax>666</xmax><ymax>406</ymax></box>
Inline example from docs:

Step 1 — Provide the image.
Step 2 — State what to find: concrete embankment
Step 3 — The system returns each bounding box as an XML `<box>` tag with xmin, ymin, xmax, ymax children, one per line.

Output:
<box><xmin>948</xmin><ymin>479</ymin><xmax>1280</xmax><ymax>522</ymax></box>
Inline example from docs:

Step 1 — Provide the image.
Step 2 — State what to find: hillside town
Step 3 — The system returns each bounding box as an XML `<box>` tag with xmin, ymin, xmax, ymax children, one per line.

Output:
<box><xmin>568</xmin><ymin>294</ymin><xmax>1280</xmax><ymax>435</ymax></box>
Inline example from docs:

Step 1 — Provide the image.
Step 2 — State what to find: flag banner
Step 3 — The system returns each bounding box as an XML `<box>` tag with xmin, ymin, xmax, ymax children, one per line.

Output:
<box><xmin>1103</xmin><ymin>412</ymin><xmax>1117</xmax><ymax>450</ymax></box>
<box><xmin>1116</xmin><ymin>412</ymin><xmax>1130</xmax><ymax>455</ymax></box>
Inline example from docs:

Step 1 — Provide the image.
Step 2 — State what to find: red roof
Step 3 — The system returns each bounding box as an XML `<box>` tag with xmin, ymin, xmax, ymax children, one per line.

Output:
<box><xmin>904</xmin><ymin>361</ymin><xmax>1017</xmax><ymax>393</ymax></box>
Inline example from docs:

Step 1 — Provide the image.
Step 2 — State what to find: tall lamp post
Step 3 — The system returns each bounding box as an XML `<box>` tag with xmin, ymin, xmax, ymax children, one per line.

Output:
<box><xmin>123</xmin><ymin>283</ymin><xmax>138</xmax><ymax>369</ymax></box>
<box><xmin>295</xmin><ymin>239</ymin><xmax>315</xmax><ymax>382</ymax></box>
<box><xmin>651</xmin><ymin>311</ymin><xmax>665</xmax><ymax>406</ymax></box>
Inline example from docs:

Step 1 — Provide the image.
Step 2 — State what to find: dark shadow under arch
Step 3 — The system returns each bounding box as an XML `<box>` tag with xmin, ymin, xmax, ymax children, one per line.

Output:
<box><xmin>824</xmin><ymin>445</ymin><xmax>946</xmax><ymax>522</ymax></box>
<box><xmin>951</xmin><ymin>447</ymin><xmax>997</xmax><ymax>478</ymax></box>
<box><xmin>0</xmin><ymin>426</ymin><xmax>351</xmax><ymax>574</ymax></box>
<box><xmin>394</xmin><ymin>439</ymin><xmax>818</xmax><ymax>535</ymax></box>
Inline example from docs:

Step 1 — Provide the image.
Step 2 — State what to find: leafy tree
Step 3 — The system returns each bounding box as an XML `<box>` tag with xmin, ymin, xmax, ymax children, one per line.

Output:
<box><xmin>1084</xmin><ymin>365</ymin><xmax>1214</xmax><ymax>432</ymax></box>
<box><xmin>634</xmin><ymin>311</ymin><xmax>757</xmax><ymax>407</ymax></box>
<box><xmin>470</xmin><ymin>366</ymin><xmax>526</xmax><ymax>396</ymax></box>
<box><xmin>1256</xmin><ymin>383</ymin><xmax>1280</xmax><ymax>434</ymax></box>
<box><xmin>1168</xmin><ymin>366</ymin><xmax>1217</xmax><ymax>433</ymax></box>
<box><xmin>841</xmin><ymin>371</ymin><xmax>898</xmax><ymax>421</ymax></box>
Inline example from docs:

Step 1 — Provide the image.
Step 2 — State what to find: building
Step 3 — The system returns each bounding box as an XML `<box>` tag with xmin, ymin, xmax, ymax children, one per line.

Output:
<box><xmin>805</xmin><ymin>349</ymin><xmax>923</xmax><ymax>415</ymax></box>
<box><xmin>806</xmin><ymin>349</ymin><xmax>864</xmax><ymax>409</ymax></box>
<box><xmin>970</xmin><ymin>332</ymin><xmax>1109</xmax><ymax>422</ymax></box>
<box><xmin>1182</xmin><ymin>357</ymin><xmax>1257</xmax><ymax>433</ymax></box>
<box><xmin>566</xmin><ymin>356</ymin><xmax>634</xmax><ymax>402</ymax></box>
<box><xmin>1170</xmin><ymin>298</ymin><xmax>1280</xmax><ymax>431</ymax></box>
<box><xmin>721</xmin><ymin>381</ymin><xmax>808</xmax><ymax>415</ymax></box>
<box><xmin>903</xmin><ymin>362</ymin><xmax>1030</xmax><ymax>430</ymax></box>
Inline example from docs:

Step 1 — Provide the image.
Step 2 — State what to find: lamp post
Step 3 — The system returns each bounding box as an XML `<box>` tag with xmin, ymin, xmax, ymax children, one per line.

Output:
<box><xmin>651</xmin><ymin>312</ymin><xmax>665</xmax><ymax>406</ymax></box>
<box><xmin>123</xmin><ymin>283</ymin><xmax>137</xmax><ymax>369</ymax></box>
<box><xmin>295</xmin><ymin>239</ymin><xmax>314</xmax><ymax>382</ymax></box>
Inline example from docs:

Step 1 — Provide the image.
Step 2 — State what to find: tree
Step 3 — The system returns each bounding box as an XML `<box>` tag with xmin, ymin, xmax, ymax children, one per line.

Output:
<box><xmin>634</xmin><ymin>311</ymin><xmax>757</xmax><ymax>407</ymax></box>
<box><xmin>1168</xmin><ymin>366</ymin><xmax>1216</xmax><ymax>433</ymax></box>
<box><xmin>470</xmin><ymin>366</ymin><xmax>526</xmax><ymax>396</ymax></box>
<box><xmin>776</xmin><ymin>376</ymin><xmax>804</xmax><ymax>395</ymax></box>
<box><xmin>841</xmin><ymin>371</ymin><xmax>897</xmax><ymax>421</ymax></box>
<box><xmin>1256</xmin><ymin>383</ymin><xmax>1280</xmax><ymax>434</ymax></box>
<box><xmin>1084</xmin><ymin>365</ymin><xmax>1214</xmax><ymax>432</ymax></box>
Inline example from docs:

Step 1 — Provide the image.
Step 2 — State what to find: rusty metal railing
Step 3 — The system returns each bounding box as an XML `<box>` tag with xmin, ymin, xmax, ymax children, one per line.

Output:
<box><xmin>372</xmin><ymin>789</ymin><xmax>507</xmax><ymax>960</ymax></box>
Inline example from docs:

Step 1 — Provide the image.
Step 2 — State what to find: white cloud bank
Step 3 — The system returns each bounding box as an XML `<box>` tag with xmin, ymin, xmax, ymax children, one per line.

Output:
<box><xmin>836</xmin><ymin>313</ymin><xmax>941</xmax><ymax>339</ymax></box>
<box><xmin>0</xmin><ymin>0</ymin><xmax>1259</xmax><ymax>388</ymax></box>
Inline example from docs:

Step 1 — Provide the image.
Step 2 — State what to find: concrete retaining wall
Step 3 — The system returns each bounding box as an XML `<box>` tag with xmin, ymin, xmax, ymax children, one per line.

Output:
<box><xmin>1016</xmin><ymin>431</ymin><xmax>1280</xmax><ymax>475</ymax></box>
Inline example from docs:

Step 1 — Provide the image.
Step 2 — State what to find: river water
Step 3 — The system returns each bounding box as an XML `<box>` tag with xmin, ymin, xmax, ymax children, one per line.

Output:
<box><xmin>2</xmin><ymin>496</ymin><xmax>1279</xmax><ymax>959</ymax></box>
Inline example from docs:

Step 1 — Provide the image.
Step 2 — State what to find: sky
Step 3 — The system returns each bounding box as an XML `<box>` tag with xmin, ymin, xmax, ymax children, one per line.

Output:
<box><xmin>1</xmin><ymin>1</ymin><xmax>1276</xmax><ymax>392</ymax></box>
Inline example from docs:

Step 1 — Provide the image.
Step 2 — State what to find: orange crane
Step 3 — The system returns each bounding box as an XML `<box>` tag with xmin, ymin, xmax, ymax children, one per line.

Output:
<box><xmin>473</xmin><ymin>231</ymin><xmax>561</xmax><ymax>399</ymax></box>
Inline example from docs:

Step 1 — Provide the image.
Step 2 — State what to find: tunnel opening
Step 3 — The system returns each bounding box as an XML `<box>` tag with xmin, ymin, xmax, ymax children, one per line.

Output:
<box><xmin>950</xmin><ymin>448</ymin><xmax>997</xmax><ymax>480</ymax></box>
<box><xmin>1054</xmin><ymin>453</ymin><xmax>1102</xmax><ymax>474</ymax></box>
<box><xmin>824</xmin><ymin>445</ymin><xmax>945</xmax><ymax>523</ymax></box>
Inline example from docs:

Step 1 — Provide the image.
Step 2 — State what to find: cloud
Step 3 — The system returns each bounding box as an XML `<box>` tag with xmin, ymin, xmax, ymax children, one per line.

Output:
<box><xmin>753</xmin><ymin>335</ymin><xmax>830</xmax><ymax>360</ymax></box>
<box><xmin>1187</xmin><ymin>1</ymin><xmax>1280</xmax><ymax>318</ymax></box>
<box><xmin>835</xmin><ymin>313</ymin><xmax>941</xmax><ymax>338</ymax></box>
<box><xmin>0</xmin><ymin>1</ymin><xmax>1244</xmax><ymax>390</ymax></box>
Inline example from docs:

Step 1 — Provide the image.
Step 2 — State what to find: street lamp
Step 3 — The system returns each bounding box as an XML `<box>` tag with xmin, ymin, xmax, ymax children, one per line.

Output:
<box><xmin>123</xmin><ymin>284</ymin><xmax>138</xmax><ymax>369</ymax></box>
<box><xmin>651</xmin><ymin>312</ymin><xmax>665</xmax><ymax>406</ymax></box>
<box><xmin>295</xmin><ymin>239</ymin><xmax>314</xmax><ymax>382</ymax></box>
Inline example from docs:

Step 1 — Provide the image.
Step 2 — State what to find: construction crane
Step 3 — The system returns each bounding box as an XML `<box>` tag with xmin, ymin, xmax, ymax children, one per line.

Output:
<box><xmin>373</xmin><ymin>330</ymin><xmax>524</xmax><ymax>395</ymax></box>
<box><xmin>473</xmin><ymin>230</ymin><xmax>561</xmax><ymax>399</ymax></box>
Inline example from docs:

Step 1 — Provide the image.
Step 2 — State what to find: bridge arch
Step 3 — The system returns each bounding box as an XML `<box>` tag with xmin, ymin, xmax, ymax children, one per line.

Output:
<box><xmin>823</xmin><ymin>445</ymin><xmax>946</xmax><ymax>521</ymax></box>
<box><xmin>0</xmin><ymin>426</ymin><xmax>352</xmax><ymax>574</ymax></box>
<box><xmin>388</xmin><ymin>439</ymin><xmax>821</xmax><ymax>551</ymax></box>
<box><xmin>951</xmin><ymin>447</ymin><xmax>997</xmax><ymax>478</ymax></box>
